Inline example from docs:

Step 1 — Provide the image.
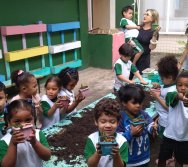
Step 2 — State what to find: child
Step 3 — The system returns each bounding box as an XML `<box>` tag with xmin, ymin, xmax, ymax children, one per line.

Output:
<box><xmin>117</xmin><ymin>84</ymin><xmax>158</xmax><ymax>167</ymax></box>
<box><xmin>0</xmin><ymin>99</ymin><xmax>51</xmax><ymax>167</ymax></box>
<box><xmin>0</xmin><ymin>82</ymin><xmax>7</xmax><ymax>138</ymax></box>
<box><xmin>41</xmin><ymin>76</ymin><xmax>66</xmax><ymax>129</ymax></box>
<box><xmin>158</xmin><ymin>71</ymin><xmax>188</xmax><ymax>167</ymax></box>
<box><xmin>11</xmin><ymin>70</ymin><xmax>43</xmax><ymax>129</ymax></box>
<box><xmin>84</xmin><ymin>98</ymin><xmax>128</xmax><ymax>167</ymax></box>
<box><xmin>58</xmin><ymin>67</ymin><xmax>84</xmax><ymax>116</ymax></box>
<box><xmin>114</xmin><ymin>43</ymin><xmax>147</xmax><ymax>91</ymax></box>
<box><xmin>151</xmin><ymin>55</ymin><xmax>179</xmax><ymax>138</ymax></box>
<box><xmin>120</xmin><ymin>5</ymin><xmax>144</xmax><ymax>65</ymax></box>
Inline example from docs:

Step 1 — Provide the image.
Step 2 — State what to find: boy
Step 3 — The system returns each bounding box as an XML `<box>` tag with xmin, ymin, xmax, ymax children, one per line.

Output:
<box><xmin>120</xmin><ymin>5</ymin><xmax>143</xmax><ymax>65</ymax></box>
<box><xmin>84</xmin><ymin>98</ymin><xmax>128</xmax><ymax>167</ymax></box>
<box><xmin>0</xmin><ymin>82</ymin><xmax>7</xmax><ymax>138</ymax></box>
<box><xmin>114</xmin><ymin>43</ymin><xmax>147</xmax><ymax>91</ymax></box>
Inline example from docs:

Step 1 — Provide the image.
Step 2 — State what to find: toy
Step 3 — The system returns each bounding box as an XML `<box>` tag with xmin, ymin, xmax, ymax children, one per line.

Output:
<box><xmin>98</xmin><ymin>132</ymin><xmax>117</xmax><ymax>156</ymax></box>
<box><xmin>79</xmin><ymin>84</ymin><xmax>89</xmax><ymax>97</ymax></box>
<box><xmin>12</xmin><ymin>124</ymin><xmax>33</xmax><ymax>140</ymax></box>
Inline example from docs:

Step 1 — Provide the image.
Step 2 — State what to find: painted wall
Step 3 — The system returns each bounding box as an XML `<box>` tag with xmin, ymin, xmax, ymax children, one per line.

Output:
<box><xmin>0</xmin><ymin>0</ymin><xmax>89</xmax><ymax>77</ymax></box>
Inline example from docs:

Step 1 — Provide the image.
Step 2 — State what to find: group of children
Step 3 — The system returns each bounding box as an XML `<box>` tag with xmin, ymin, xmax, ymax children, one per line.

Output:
<box><xmin>0</xmin><ymin>67</ymin><xmax>85</xmax><ymax>167</ymax></box>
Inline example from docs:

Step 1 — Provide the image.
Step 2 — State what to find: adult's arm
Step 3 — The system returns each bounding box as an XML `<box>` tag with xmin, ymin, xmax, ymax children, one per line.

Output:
<box><xmin>178</xmin><ymin>42</ymin><xmax>188</xmax><ymax>68</ymax></box>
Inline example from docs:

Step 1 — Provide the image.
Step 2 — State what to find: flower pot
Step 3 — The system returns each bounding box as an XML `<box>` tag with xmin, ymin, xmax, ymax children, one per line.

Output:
<box><xmin>79</xmin><ymin>86</ymin><xmax>89</xmax><ymax>97</ymax></box>
<box><xmin>58</xmin><ymin>96</ymin><xmax>70</xmax><ymax>108</ymax></box>
<box><xmin>13</xmin><ymin>124</ymin><xmax>33</xmax><ymax>139</ymax></box>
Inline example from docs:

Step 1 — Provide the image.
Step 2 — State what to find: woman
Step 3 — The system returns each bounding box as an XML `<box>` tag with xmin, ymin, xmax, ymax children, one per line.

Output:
<box><xmin>132</xmin><ymin>9</ymin><xmax>160</xmax><ymax>74</ymax></box>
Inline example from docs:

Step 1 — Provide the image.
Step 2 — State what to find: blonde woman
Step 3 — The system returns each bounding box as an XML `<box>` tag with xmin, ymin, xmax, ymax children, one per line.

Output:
<box><xmin>131</xmin><ymin>9</ymin><xmax>160</xmax><ymax>74</ymax></box>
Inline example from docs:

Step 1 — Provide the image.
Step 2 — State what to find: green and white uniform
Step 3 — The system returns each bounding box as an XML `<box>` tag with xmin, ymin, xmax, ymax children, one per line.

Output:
<box><xmin>84</xmin><ymin>131</ymin><xmax>128</xmax><ymax>167</ymax></box>
<box><xmin>114</xmin><ymin>58</ymin><xmax>137</xmax><ymax>91</ymax></box>
<box><xmin>155</xmin><ymin>84</ymin><xmax>176</xmax><ymax>128</ymax></box>
<box><xmin>0</xmin><ymin>111</ymin><xmax>5</xmax><ymax>139</ymax></box>
<box><xmin>164</xmin><ymin>92</ymin><xmax>188</xmax><ymax>141</ymax></box>
<box><xmin>41</xmin><ymin>94</ymin><xmax>60</xmax><ymax>129</ymax></box>
<box><xmin>0</xmin><ymin>129</ymin><xmax>49</xmax><ymax>167</ymax></box>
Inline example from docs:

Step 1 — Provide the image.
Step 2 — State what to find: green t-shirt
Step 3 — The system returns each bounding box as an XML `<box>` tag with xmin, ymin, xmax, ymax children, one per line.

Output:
<box><xmin>115</xmin><ymin>63</ymin><xmax>137</xmax><ymax>75</ymax></box>
<box><xmin>165</xmin><ymin>91</ymin><xmax>179</xmax><ymax>108</ymax></box>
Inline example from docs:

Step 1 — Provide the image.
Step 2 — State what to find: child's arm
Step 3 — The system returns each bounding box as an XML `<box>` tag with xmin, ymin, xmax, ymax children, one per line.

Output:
<box><xmin>133</xmin><ymin>70</ymin><xmax>148</xmax><ymax>85</ymax></box>
<box><xmin>117</xmin><ymin>75</ymin><xmax>134</xmax><ymax>84</ymax></box>
<box><xmin>66</xmin><ymin>91</ymin><xmax>85</xmax><ymax>113</ymax></box>
<box><xmin>1</xmin><ymin>130</ymin><xmax>25</xmax><ymax>167</ymax></box>
<box><xmin>28</xmin><ymin>129</ymin><xmax>51</xmax><ymax>161</ymax></box>
<box><xmin>112</xmin><ymin>145</ymin><xmax>126</xmax><ymax>167</ymax></box>
<box><xmin>125</xmin><ymin>24</ymin><xmax>140</xmax><ymax>30</ymax></box>
<box><xmin>150</xmin><ymin>90</ymin><xmax>168</xmax><ymax>110</ymax></box>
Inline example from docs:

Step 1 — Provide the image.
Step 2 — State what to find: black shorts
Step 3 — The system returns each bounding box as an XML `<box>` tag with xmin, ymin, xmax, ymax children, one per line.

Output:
<box><xmin>158</xmin><ymin>136</ymin><xmax>188</xmax><ymax>164</ymax></box>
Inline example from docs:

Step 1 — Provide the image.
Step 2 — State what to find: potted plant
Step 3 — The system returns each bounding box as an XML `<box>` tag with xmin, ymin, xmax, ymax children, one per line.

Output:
<box><xmin>98</xmin><ymin>132</ymin><xmax>117</xmax><ymax>156</ymax></box>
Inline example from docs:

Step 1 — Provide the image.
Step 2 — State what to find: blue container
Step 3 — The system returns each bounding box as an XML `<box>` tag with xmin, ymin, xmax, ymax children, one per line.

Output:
<box><xmin>99</xmin><ymin>136</ymin><xmax>117</xmax><ymax>156</ymax></box>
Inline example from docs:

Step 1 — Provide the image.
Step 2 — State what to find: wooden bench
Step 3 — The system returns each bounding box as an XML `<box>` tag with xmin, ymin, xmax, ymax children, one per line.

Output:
<box><xmin>47</xmin><ymin>21</ymin><xmax>82</xmax><ymax>74</ymax></box>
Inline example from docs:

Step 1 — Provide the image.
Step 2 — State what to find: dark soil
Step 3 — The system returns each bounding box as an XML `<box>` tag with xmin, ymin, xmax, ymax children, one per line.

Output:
<box><xmin>47</xmin><ymin>90</ymin><xmax>155</xmax><ymax>165</ymax></box>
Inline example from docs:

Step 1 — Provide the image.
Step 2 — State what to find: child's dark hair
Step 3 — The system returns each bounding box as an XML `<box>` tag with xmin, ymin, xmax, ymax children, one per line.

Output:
<box><xmin>176</xmin><ymin>70</ymin><xmax>188</xmax><ymax>82</ymax></box>
<box><xmin>157</xmin><ymin>55</ymin><xmax>179</xmax><ymax>80</ymax></box>
<box><xmin>3</xmin><ymin>99</ymin><xmax>36</xmax><ymax>134</ymax></box>
<box><xmin>58</xmin><ymin>67</ymin><xmax>79</xmax><ymax>88</ymax></box>
<box><xmin>45</xmin><ymin>76</ymin><xmax>61</xmax><ymax>89</ymax></box>
<box><xmin>119</xmin><ymin>43</ymin><xmax>134</xmax><ymax>58</ymax></box>
<box><xmin>118</xmin><ymin>84</ymin><xmax>145</xmax><ymax>104</ymax></box>
<box><xmin>94</xmin><ymin>98</ymin><xmax>121</xmax><ymax>122</ymax></box>
<box><xmin>0</xmin><ymin>81</ymin><xmax>6</xmax><ymax>94</ymax></box>
<box><xmin>121</xmin><ymin>5</ymin><xmax>133</xmax><ymax>16</ymax></box>
<box><xmin>11</xmin><ymin>70</ymin><xmax>35</xmax><ymax>89</ymax></box>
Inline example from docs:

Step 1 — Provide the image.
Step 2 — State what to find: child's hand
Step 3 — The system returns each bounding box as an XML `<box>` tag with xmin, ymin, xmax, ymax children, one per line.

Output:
<box><xmin>152</xmin><ymin>82</ymin><xmax>160</xmax><ymax>89</ymax></box>
<box><xmin>96</xmin><ymin>143</ymin><xmax>102</xmax><ymax>156</ymax></box>
<box><xmin>111</xmin><ymin>144</ymin><xmax>120</xmax><ymax>157</ymax></box>
<box><xmin>27</xmin><ymin>128</ymin><xmax>37</xmax><ymax>146</ymax></box>
<box><xmin>11</xmin><ymin>130</ymin><xmax>25</xmax><ymax>146</ymax></box>
<box><xmin>131</xmin><ymin>124</ymin><xmax>143</xmax><ymax>136</ymax></box>
<box><xmin>32</xmin><ymin>94</ymin><xmax>41</xmax><ymax>106</ymax></box>
<box><xmin>75</xmin><ymin>91</ymin><xmax>85</xmax><ymax>103</ymax></box>
<box><xmin>150</xmin><ymin>89</ymin><xmax>160</xmax><ymax>99</ymax></box>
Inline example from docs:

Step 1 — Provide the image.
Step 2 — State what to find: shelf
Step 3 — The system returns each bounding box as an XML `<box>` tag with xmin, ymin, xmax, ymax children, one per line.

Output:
<box><xmin>49</xmin><ymin>41</ymin><xmax>81</xmax><ymax>54</ymax></box>
<box><xmin>5</xmin><ymin>46</ymin><xmax>49</xmax><ymax>62</ymax></box>
<box><xmin>1</xmin><ymin>24</ymin><xmax>46</xmax><ymax>36</ymax></box>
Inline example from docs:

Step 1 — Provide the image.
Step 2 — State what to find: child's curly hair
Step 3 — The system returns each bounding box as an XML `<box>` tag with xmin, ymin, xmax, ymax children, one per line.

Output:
<box><xmin>157</xmin><ymin>55</ymin><xmax>179</xmax><ymax>80</ymax></box>
<box><xmin>93</xmin><ymin>98</ymin><xmax>121</xmax><ymax>122</ymax></box>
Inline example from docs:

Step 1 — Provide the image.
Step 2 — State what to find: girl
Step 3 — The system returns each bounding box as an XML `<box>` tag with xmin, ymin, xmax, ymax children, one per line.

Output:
<box><xmin>0</xmin><ymin>82</ymin><xmax>7</xmax><ymax>138</ymax></box>
<box><xmin>58</xmin><ymin>67</ymin><xmax>85</xmax><ymax>116</ymax></box>
<box><xmin>117</xmin><ymin>84</ymin><xmax>158</xmax><ymax>167</ymax></box>
<box><xmin>158</xmin><ymin>71</ymin><xmax>188</xmax><ymax>167</ymax></box>
<box><xmin>0</xmin><ymin>99</ymin><xmax>51</xmax><ymax>167</ymax></box>
<box><xmin>11</xmin><ymin>70</ymin><xmax>42</xmax><ymax>129</ymax></box>
<box><xmin>41</xmin><ymin>76</ymin><xmax>66</xmax><ymax>129</ymax></box>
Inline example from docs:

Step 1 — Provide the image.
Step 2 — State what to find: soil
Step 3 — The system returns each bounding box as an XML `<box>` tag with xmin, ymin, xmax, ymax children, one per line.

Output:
<box><xmin>47</xmin><ymin>90</ymin><xmax>155</xmax><ymax>165</ymax></box>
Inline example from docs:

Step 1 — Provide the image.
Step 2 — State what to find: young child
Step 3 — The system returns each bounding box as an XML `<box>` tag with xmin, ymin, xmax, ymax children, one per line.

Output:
<box><xmin>41</xmin><ymin>76</ymin><xmax>66</xmax><ymax>129</ymax></box>
<box><xmin>151</xmin><ymin>55</ymin><xmax>179</xmax><ymax>138</ymax></box>
<box><xmin>58</xmin><ymin>67</ymin><xmax>84</xmax><ymax>116</ymax></box>
<box><xmin>117</xmin><ymin>84</ymin><xmax>158</xmax><ymax>167</ymax></box>
<box><xmin>0</xmin><ymin>99</ymin><xmax>51</xmax><ymax>167</ymax></box>
<box><xmin>120</xmin><ymin>5</ymin><xmax>144</xmax><ymax>65</ymax></box>
<box><xmin>158</xmin><ymin>71</ymin><xmax>188</xmax><ymax>167</ymax></box>
<box><xmin>11</xmin><ymin>70</ymin><xmax>43</xmax><ymax>129</ymax></box>
<box><xmin>0</xmin><ymin>82</ymin><xmax>7</xmax><ymax>138</ymax></box>
<box><xmin>84</xmin><ymin>98</ymin><xmax>128</xmax><ymax>167</ymax></box>
<box><xmin>114</xmin><ymin>43</ymin><xmax>147</xmax><ymax>91</ymax></box>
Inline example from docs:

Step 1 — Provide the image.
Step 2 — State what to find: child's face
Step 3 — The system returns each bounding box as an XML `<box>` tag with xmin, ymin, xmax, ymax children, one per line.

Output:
<box><xmin>46</xmin><ymin>81</ymin><xmax>60</xmax><ymax>100</ymax></box>
<box><xmin>95</xmin><ymin>112</ymin><xmax>118</xmax><ymax>136</ymax></box>
<box><xmin>25</xmin><ymin>77</ymin><xmax>38</xmax><ymax>97</ymax></box>
<box><xmin>121</xmin><ymin>55</ymin><xmax>131</xmax><ymax>63</ymax></box>
<box><xmin>123</xmin><ymin>9</ymin><xmax>133</xmax><ymax>20</ymax></box>
<box><xmin>66</xmin><ymin>79</ymin><xmax>77</xmax><ymax>91</ymax></box>
<box><xmin>0</xmin><ymin>91</ymin><xmax>7</xmax><ymax>112</ymax></box>
<box><xmin>176</xmin><ymin>77</ymin><xmax>188</xmax><ymax>95</ymax></box>
<box><xmin>8</xmin><ymin>109</ymin><xmax>34</xmax><ymax>127</ymax></box>
<box><xmin>161</xmin><ymin>76</ymin><xmax>174</xmax><ymax>85</ymax></box>
<box><xmin>123</xmin><ymin>99</ymin><xmax>142</xmax><ymax>115</ymax></box>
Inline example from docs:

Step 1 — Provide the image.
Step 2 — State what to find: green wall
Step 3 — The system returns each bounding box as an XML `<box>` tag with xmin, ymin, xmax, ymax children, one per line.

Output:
<box><xmin>0</xmin><ymin>0</ymin><xmax>89</xmax><ymax>78</ymax></box>
<box><xmin>116</xmin><ymin>0</ymin><xmax>134</xmax><ymax>28</ymax></box>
